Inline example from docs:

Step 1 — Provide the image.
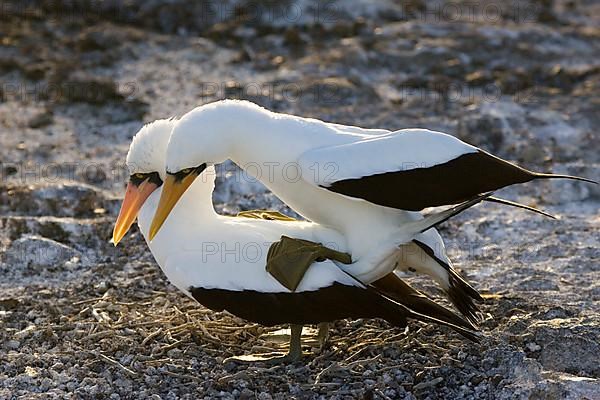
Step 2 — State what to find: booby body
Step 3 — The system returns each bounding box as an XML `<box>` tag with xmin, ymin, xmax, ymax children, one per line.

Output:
<box><xmin>148</xmin><ymin>103</ymin><xmax>463</xmax><ymax>287</ymax></box>
<box><xmin>115</xmin><ymin>120</ymin><xmax>348</xmax><ymax>294</ymax></box>
<box><xmin>149</xmin><ymin>100</ymin><xmax>595</xmax><ymax>322</ymax></box>
<box><xmin>113</xmin><ymin>119</ymin><xmax>481</xmax><ymax>362</ymax></box>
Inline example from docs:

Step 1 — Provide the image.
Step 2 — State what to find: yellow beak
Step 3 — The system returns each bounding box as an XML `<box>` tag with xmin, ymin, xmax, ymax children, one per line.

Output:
<box><xmin>148</xmin><ymin>173</ymin><xmax>197</xmax><ymax>241</ymax></box>
<box><xmin>112</xmin><ymin>179</ymin><xmax>159</xmax><ymax>245</ymax></box>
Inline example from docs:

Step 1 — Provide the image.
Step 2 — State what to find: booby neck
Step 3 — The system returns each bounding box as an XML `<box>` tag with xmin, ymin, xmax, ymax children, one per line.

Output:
<box><xmin>168</xmin><ymin>101</ymin><xmax>354</xmax><ymax>172</ymax></box>
<box><xmin>167</xmin><ymin>102</ymin><xmax>414</xmax><ymax>252</ymax></box>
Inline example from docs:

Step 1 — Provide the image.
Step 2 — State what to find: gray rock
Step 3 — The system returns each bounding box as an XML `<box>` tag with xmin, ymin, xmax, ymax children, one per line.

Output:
<box><xmin>2</xmin><ymin>235</ymin><xmax>80</xmax><ymax>270</ymax></box>
<box><xmin>0</xmin><ymin>182</ymin><xmax>117</xmax><ymax>218</ymax></box>
<box><xmin>531</xmin><ymin>318</ymin><xmax>600</xmax><ymax>378</ymax></box>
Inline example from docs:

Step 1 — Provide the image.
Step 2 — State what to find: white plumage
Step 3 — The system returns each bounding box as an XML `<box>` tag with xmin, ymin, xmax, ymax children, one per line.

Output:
<box><xmin>113</xmin><ymin>119</ymin><xmax>486</xmax><ymax>362</ymax></box>
<box><xmin>130</xmin><ymin>121</ymin><xmax>356</xmax><ymax>294</ymax></box>
<box><xmin>111</xmin><ymin>102</ymin><xmax>594</xmax><ymax>361</ymax></box>
<box><xmin>154</xmin><ymin>100</ymin><xmax>593</xmax><ymax>322</ymax></box>
<box><xmin>298</xmin><ymin>129</ymin><xmax>478</xmax><ymax>187</ymax></box>
<box><xmin>156</xmin><ymin>100</ymin><xmax>484</xmax><ymax>310</ymax></box>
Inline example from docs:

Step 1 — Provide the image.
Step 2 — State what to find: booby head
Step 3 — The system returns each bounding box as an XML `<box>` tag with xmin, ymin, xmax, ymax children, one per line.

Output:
<box><xmin>148</xmin><ymin>102</ymin><xmax>240</xmax><ymax>240</ymax></box>
<box><xmin>112</xmin><ymin>119</ymin><xmax>174</xmax><ymax>245</ymax></box>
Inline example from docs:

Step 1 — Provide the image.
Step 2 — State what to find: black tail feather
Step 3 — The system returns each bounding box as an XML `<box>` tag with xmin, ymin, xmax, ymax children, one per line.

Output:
<box><xmin>412</xmin><ymin>240</ymin><xmax>483</xmax><ymax>325</ymax></box>
<box><xmin>420</xmin><ymin>192</ymin><xmax>493</xmax><ymax>234</ymax></box>
<box><xmin>446</xmin><ymin>269</ymin><xmax>484</xmax><ymax>325</ymax></box>
<box><xmin>484</xmin><ymin>196</ymin><xmax>556</xmax><ymax>219</ymax></box>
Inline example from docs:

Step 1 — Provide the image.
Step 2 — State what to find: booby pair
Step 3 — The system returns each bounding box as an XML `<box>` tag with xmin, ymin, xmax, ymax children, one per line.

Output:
<box><xmin>147</xmin><ymin>100</ymin><xmax>595</xmax><ymax>323</ymax></box>
<box><xmin>113</xmin><ymin>120</ymin><xmax>483</xmax><ymax>362</ymax></box>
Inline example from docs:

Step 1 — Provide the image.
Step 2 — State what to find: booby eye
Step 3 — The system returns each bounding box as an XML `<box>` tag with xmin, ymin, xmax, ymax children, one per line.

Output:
<box><xmin>170</xmin><ymin>164</ymin><xmax>208</xmax><ymax>181</ymax></box>
<box><xmin>130</xmin><ymin>172</ymin><xmax>162</xmax><ymax>187</ymax></box>
<box><xmin>130</xmin><ymin>173</ymin><xmax>149</xmax><ymax>185</ymax></box>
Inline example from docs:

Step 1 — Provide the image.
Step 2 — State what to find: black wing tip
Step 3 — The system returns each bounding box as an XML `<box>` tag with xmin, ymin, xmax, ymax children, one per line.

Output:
<box><xmin>368</xmin><ymin>284</ymin><xmax>480</xmax><ymax>342</ymax></box>
<box><xmin>460</xmin><ymin>329</ymin><xmax>483</xmax><ymax>343</ymax></box>
<box><xmin>430</xmin><ymin>313</ymin><xmax>481</xmax><ymax>343</ymax></box>
<box><xmin>534</xmin><ymin>173</ymin><xmax>598</xmax><ymax>185</ymax></box>
<box><xmin>411</xmin><ymin>310</ymin><xmax>481</xmax><ymax>343</ymax></box>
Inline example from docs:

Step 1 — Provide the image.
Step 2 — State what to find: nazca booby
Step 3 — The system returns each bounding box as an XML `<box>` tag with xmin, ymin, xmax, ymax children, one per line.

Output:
<box><xmin>148</xmin><ymin>100</ymin><xmax>595</xmax><ymax>322</ymax></box>
<box><xmin>113</xmin><ymin>119</ymin><xmax>482</xmax><ymax>362</ymax></box>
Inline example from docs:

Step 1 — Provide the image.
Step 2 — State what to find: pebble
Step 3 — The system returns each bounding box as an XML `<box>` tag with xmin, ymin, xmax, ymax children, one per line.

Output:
<box><xmin>413</xmin><ymin>377</ymin><xmax>443</xmax><ymax>390</ymax></box>
<box><xmin>6</xmin><ymin>340</ymin><xmax>21</xmax><ymax>350</ymax></box>
<box><xmin>28</xmin><ymin>111</ymin><xmax>54</xmax><ymax>129</ymax></box>
<box><xmin>526</xmin><ymin>342</ymin><xmax>541</xmax><ymax>352</ymax></box>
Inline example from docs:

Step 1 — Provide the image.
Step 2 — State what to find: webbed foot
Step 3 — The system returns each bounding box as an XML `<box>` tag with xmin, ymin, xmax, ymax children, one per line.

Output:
<box><xmin>223</xmin><ymin>324</ymin><xmax>303</xmax><ymax>365</ymax></box>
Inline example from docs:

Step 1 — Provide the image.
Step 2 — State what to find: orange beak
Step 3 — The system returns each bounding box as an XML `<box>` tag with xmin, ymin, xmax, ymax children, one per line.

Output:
<box><xmin>148</xmin><ymin>173</ymin><xmax>197</xmax><ymax>241</ymax></box>
<box><xmin>112</xmin><ymin>179</ymin><xmax>159</xmax><ymax>245</ymax></box>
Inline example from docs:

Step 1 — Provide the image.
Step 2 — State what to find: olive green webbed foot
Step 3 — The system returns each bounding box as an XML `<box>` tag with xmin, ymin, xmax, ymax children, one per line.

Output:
<box><xmin>223</xmin><ymin>324</ymin><xmax>303</xmax><ymax>365</ymax></box>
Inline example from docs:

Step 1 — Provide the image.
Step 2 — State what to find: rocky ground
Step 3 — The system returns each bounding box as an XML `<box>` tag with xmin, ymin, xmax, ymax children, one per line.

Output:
<box><xmin>0</xmin><ymin>1</ymin><xmax>599</xmax><ymax>398</ymax></box>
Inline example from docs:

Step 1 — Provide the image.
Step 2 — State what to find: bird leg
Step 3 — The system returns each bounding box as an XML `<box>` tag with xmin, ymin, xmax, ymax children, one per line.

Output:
<box><xmin>284</xmin><ymin>324</ymin><xmax>303</xmax><ymax>362</ymax></box>
<box><xmin>223</xmin><ymin>324</ymin><xmax>303</xmax><ymax>364</ymax></box>
<box><xmin>316</xmin><ymin>322</ymin><xmax>330</xmax><ymax>350</ymax></box>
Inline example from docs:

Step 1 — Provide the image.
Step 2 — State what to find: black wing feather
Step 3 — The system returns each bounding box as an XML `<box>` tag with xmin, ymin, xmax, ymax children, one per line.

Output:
<box><xmin>323</xmin><ymin>151</ymin><xmax>535</xmax><ymax>211</ymax></box>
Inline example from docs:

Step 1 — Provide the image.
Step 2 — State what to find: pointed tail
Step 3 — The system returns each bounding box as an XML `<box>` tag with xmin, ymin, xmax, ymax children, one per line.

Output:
<box><xmin>446</xmin><ymin>267</ymin><xmax>483</xmax><ymax>325</ymax></box>
<box><xmin>484</xmin><ymin>196</ymin><xmax>556</xmax><ymax>219</ymax></box>
<box><xmin>404</xmin><ymin>193</ymin><xmax>492</xmax><ymax>237</ymax></box>
<box><xmin>411</xmin><ymin>240</ymin><xmax>483</xmax><ymax>325</ymax></box>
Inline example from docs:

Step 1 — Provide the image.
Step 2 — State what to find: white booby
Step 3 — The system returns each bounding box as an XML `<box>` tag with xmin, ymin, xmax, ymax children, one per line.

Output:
<box><xmin>113</xmin><ymin>119</ymin><xmax>482</xmax><ymax>362</ymax></box>
<box><xmin>148</xmin><ymin>100</ymin><xmax>595</xmax><ymax>322</ymax></box>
